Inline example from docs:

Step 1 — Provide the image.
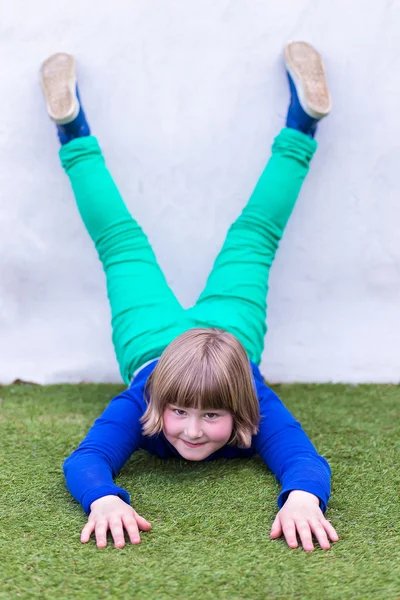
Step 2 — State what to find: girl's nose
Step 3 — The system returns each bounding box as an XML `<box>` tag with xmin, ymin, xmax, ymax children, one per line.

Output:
<box><xmin>185</xmin><ymin>419</ymin><xmax>203</xmax><ymax>440</ymax></box>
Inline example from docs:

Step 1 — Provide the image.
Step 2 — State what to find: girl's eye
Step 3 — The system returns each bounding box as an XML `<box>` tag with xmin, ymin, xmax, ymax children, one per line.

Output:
<box><xmin>205</xmin><ymin>413</ymin><xmax>218</xmax><ymax>419</ymax></box>
<box><xmin>174</xmin><ymin>409</ymin><xmax>186</xmax><ymax>416</ymax></box>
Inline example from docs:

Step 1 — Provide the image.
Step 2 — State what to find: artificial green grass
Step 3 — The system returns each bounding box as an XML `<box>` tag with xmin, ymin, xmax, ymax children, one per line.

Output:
<box><xmin>1</xmin><ymin>383</ymin><xmax>399</xmax><ymax>600</ymax></box>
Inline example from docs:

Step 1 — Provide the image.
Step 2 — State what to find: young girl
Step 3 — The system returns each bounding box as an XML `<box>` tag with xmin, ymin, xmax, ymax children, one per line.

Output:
<box><xmin>40</xmin><ymin>41</ymin><xmax>339</xmax><ymax>552</ymax></box>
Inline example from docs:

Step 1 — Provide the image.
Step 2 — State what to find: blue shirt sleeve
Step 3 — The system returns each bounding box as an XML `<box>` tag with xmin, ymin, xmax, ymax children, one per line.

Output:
<box><xmin>63</xmin><ymin>388</ymin><xmax>145</xmax><ymax>514</ymax></box>
<box><xmin>251</xmin><ymin>368</ymin><xmax>331</xmax><ymax>512</ymax></box>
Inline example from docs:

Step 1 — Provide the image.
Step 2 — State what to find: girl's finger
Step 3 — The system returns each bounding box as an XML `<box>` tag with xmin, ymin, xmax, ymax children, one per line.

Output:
<box><xmin>109</xmin><ymin>519</ymin><xmax>126</xmax><ymax>549</ymax></box>
<box><xmin>295</xmin><ymin>520</ymin><xmax>314</xmax><ymax>552</ymax></box>
<box><xmin>310</xmin><ymin>520</ymin><xmax>331</xmax><ymax>550</ymax></box>
<box><xmin>95</xmin><ymin>520</ymin><xmax>109</xmax><ymax>549</ymax></box>
<box><xmin>270</xmin><ymin>515</ymin><xmax>282</xmax><ymax>539</ymax></box>
<box><xmin>322</xmin><ymin>518</ymin><xmax>339</xmax><ymax>542</ymax></box>
<box><xmin>80</xmin><ymin>521</ymin><xmax>95</xmax><ymax>543</ymax></box>
<box><xmin>133</xmin><ymin>512</ymin><xmax>152</xmax><ymax>531</ymax></box>
<box><xmin>281</xmin><ymin>519</ymin><xmax>298</xmax><ymax>549</ymax></box>
<box><xmin>122</xmin><ymin>515</ymin><xmax>141</xmax><ymax>544</ymax></box>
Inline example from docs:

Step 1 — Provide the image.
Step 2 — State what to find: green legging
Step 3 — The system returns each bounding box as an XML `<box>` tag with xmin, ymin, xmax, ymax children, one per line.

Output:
<box><xmin>60</xmin><ymin>127</ymin><xmax>317</xmax><ymax>384</ymax></box>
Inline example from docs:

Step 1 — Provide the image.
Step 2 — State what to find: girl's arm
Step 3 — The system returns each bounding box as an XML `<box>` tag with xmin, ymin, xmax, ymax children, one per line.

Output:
<box><xmin>63</xmin><ymin>389</ymin><xmax>145</xmax><ymax>514</ymax></box>
<box><xmin>253</xmin><ymin>382</ymin><xmax>331</xmax><ymax>511</ymax></box>
<box><xmin>251</xmin><ymin>372</ymin><xmax>337</xmax><ymax>550</ymax></box>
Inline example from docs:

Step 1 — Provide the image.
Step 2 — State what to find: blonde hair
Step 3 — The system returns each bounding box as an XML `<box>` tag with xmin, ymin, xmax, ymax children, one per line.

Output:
<box><xmin>141</xmin><ymin>328</ymin><xmax>260</xmax><ymax>448</ymax></box>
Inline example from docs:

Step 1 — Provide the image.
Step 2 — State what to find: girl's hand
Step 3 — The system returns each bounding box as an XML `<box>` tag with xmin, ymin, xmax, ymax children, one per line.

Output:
<box><xmin>81</xmin><ymin>495</ymin><xmax>152</xmax><ymax>549</ymax></box>
<box><xmin>270</xmin><ymin>490</ymin><xmax>339</xmax><ymax>552</ymax></box>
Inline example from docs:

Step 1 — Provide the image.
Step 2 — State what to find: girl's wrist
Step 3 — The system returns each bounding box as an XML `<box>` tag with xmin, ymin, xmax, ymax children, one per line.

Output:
<box><xmin>90</xmin><ymin>494</ymin><xmax>118</xmax><ymax>511</ymax></box>
<box><xmin>287</xmin><ymin>490</ymin><xmax>320</xmax><ymax>504</ymax></box>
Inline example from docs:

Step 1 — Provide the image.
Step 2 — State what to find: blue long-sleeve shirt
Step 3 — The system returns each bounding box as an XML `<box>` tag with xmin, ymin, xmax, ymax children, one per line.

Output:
<box><xmin>63</xmin><ymin>360</ymin><xmax>331</xmax><ymax>515</ymax></box>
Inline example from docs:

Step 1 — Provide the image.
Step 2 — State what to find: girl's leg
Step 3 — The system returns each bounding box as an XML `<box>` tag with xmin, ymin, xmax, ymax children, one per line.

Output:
<box><xmin>187</xmin><ymin>128</ymin><xmax>317</xmax><ymax>363</ymax></box>
<box><xmin>187</xmin><ymin>42</ymin><xmax>331</xmax><ymax>364</ymax></box>
<box><xmin>41</xmin><ymin>53</ymin><xmax>191</xmax><ymax>383</ymax></box>
<box><xmin>60</xmin><ymin>136</ymin><xmax>190</xmax><ymax>384</ymax></box>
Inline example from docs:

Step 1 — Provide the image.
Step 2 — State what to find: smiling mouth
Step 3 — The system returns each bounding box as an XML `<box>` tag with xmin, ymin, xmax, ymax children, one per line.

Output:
<box><xmin>182</xmin><ymin>440</ymin><xmax>207</xmax><ymax>448</ymax></box>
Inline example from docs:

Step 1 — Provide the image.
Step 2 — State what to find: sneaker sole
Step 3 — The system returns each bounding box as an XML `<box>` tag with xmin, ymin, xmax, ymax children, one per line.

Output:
<box><xmin>283</xmin><ymin>41</ymin><xmax>332</xmax><ymax>119</ymax></box>
<box><xmin>40</xmin><ymin>53</ymin><xmax>80</xmax><ymax>124</ymax></box>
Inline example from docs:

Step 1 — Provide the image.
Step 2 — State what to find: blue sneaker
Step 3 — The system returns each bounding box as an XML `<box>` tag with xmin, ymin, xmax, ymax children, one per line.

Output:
<box><xmin>283</xmin><ymin>42</ymin><xmax>331</xmax><ymax>138</ymax></box>
<box><xmin>40</xmin><ymin>53</ymin><xmax>91</xmax><ymax>145</ymax></box>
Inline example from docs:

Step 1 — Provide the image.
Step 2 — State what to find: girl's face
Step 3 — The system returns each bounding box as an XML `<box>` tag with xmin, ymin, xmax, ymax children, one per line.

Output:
<box><xmin>162</xmin><ymin>404</ymin><xmax>234</xmax><ymax>461</ymax></box>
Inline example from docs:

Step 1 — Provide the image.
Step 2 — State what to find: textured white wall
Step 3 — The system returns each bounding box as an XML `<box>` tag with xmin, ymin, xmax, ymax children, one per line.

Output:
<box><xmin>1</xmin><ymin>0</ymin><xmax>400</xmax><ymax>384</ymax></box>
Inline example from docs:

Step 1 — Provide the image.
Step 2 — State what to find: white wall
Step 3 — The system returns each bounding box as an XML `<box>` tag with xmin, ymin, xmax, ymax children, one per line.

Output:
<box><xmin>1</xmin><ymin>0</ymin><xmax>400</xmax><ymax>384</ymax></box>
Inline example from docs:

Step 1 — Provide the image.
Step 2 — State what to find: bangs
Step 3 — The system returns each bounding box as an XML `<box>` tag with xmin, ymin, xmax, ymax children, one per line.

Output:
<box><xmin>156</xmin><ymin>357</ymin><xmax>236</xmax><ymax>412</ymax></box>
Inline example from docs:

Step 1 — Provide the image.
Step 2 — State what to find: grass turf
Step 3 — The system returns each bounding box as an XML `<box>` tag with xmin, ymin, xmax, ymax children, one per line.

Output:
<box><xmin>0</xmin><ymin>382</ymin><xmax>399</xmax><ymax>600</ymax></box>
